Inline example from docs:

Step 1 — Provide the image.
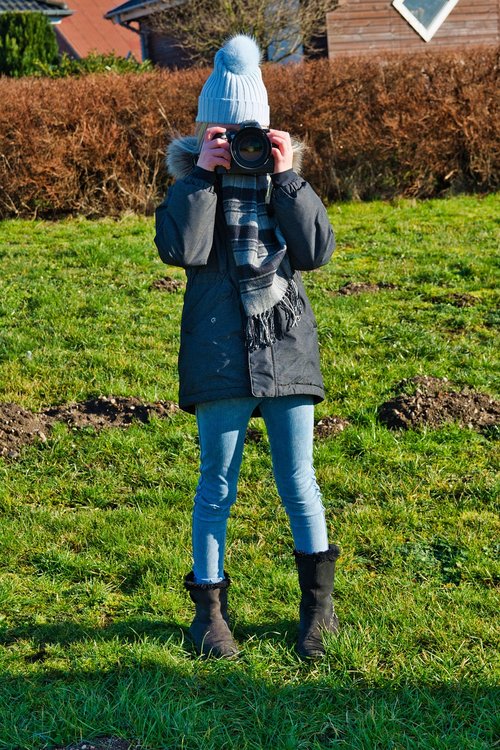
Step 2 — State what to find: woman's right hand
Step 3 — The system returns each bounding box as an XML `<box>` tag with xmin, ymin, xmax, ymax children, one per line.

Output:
<box><xmin>196</xmin><ymin>126</ymin><xmax>231</xmax><ymax>172</ymax></box>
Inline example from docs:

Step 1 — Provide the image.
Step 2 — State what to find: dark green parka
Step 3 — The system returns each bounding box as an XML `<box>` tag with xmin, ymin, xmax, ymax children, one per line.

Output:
<box><xmin>154</xmin><ymin>136</ymin><xmax>335</xmax><ymax>413</ymax></box>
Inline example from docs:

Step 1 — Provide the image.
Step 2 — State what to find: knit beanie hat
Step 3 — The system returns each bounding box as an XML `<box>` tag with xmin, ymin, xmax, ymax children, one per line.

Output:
<box><xmin>196</xmin><ymin>35</ymin><xmax>270</xmax><ymax>126</ymax></box>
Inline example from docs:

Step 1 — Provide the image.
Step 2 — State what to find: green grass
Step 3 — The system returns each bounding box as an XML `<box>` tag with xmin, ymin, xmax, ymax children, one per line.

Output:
<box><xmin>0</xmin><ymin>195</ymin><xmax>499</xmax><ymax>749</ymax></box>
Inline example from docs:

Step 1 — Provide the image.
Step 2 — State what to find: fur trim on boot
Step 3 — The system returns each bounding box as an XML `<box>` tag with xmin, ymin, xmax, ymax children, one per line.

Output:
<box><xmin>293</xmin><ymin>545</ymin><xmax>340</xmax><ymax>659</ymax></box>
<box><xmin>184</xmin><ymin>572</ymin><xmax>239</xmax><ymax>658</ymax></box>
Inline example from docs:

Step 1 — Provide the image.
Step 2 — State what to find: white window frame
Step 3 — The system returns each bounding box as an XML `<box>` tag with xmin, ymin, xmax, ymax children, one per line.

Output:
<box><xmin>392</xmin><ymin>0</ymin><xmax>461</xmax><ymax>42</ymax></box>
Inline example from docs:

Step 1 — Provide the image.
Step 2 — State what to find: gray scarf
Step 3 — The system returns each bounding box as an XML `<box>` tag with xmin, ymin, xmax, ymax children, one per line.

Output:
<box><xmin>221</xmin><ymin>173</ymin><xmax>302</xmax><ymax>351</ymax></box>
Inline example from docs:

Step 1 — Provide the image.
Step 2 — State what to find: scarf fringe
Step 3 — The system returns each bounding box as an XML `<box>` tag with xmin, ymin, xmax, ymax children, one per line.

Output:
<box><xmin>246</xmin><ymin>278</ymin><xmax>303</xmax><ymax>352</ymax></box>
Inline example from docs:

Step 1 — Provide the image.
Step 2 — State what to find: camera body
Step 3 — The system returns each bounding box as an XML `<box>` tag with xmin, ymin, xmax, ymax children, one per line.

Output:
<box><xmin>215</xmin><ymin>120</ymin><xmax>274</xmax><ymax>175</ymax></box>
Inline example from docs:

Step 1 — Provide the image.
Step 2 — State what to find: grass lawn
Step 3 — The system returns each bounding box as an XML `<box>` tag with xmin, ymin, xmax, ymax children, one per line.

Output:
<box><xmin>0</xmin><ymin>194</ymin><xmax>499</xmax><ymax>749</ymax></box>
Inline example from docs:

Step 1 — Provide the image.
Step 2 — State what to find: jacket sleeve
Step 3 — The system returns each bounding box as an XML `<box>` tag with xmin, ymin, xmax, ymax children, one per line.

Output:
<box><xmin>154</xmin><ymin>167</ymin><xmax>218</xmax><ymax>268</ymax></box>
<box><xmin>270</xmin><ymin>170</ymin><xmax>335</xmax><ymax>271</ymax></box>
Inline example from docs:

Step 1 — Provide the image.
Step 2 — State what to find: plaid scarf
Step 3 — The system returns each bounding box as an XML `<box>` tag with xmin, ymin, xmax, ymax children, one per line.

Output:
<box><xmin>221</xmin><ymin>173</ymin><xmax>303</xmax><ymax>352</ymax></box>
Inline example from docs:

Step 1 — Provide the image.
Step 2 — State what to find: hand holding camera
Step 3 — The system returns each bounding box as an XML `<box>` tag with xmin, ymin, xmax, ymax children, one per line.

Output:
<box><xmin>267</xmin><ymin>128</ymin><xmax>294</xmax><ymax>174</ymax></box>
<box><xmin>197</xmin><ymin>121</ymin><xmax>293</xmax><ymax>175</ymax></box>
<box><xmin>197</xmin><ymin>126</ymin><xmax>232</xmax><ymax>173</ymax></box>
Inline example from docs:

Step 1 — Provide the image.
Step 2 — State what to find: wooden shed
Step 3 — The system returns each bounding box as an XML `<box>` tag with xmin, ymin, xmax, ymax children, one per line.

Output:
<box><xmin>326</xmin><ymin>0</ymin><xmax>500</xmax><ymax>58</ymax></box>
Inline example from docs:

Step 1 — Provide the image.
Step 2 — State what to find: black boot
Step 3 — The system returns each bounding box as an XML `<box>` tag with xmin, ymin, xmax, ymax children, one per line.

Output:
<box><xmin>184</xmin><ymin>572</ymin><xmax>239</xmax><ymax>658</ymax></box>
<box><xmin>293</xmin><ymin>545</ymin><xmax>340</xmax><ymax>658</ymax></box>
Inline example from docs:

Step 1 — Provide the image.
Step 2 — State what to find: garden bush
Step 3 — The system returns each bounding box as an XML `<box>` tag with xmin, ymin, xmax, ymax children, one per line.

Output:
<box><xmin>0</xmin><ymin>11</ymin><xmax>58</xmax><ymax>77</ymax></box>
<box><xmin>0</xmin><ymin>46</ymin><xmax>498</xmax><ymax>217</ymax></box>
<box><xmin>33</xmin><ymin>51</ymin><xmax>153</xmax><ymax>77</ymax></box>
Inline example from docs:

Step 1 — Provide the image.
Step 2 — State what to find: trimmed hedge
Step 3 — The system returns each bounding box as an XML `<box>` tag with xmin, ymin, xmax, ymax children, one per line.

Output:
<box><xmin>0</xmin><ymin>47</ymin><xmax>498</xmax><ymax>217</ymax></box>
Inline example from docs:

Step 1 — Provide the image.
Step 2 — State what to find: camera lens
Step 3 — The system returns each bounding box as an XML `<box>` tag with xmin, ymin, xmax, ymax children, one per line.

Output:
<box><xmin>231</xmin><ymin>128</ymin><xmax>271</xmax><ymax>170</ymax></box>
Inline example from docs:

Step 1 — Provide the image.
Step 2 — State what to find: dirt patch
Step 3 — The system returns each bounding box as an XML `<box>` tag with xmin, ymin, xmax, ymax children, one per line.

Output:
<box><xmin>314</xmin><ymin>415</ymin><xmax>351</xmax><ymax>438</ymax></box>
<box><xmin>43</xmin><ymin>396</ymin><xmax>177</xmax><ymax>430</ymax></box>
<box><xmin>378</xmin><ymin>376</ymin><xmax>499</xmax><ymax>433</ymax></box>
<box><xmin>246</xmin><ymin>427</ymin><xmax>264</xmax><ymax>443</ymax></box>
<box><xmin>0</xmin><ymin>403</ymin><xmax>50</xmax><ymax>459</ymax></box>
<box><xmin>151</xmin><ymin>276</ymin><xmax>184</xmax><ymax>292</ymax></box>
<box><xmin>54</xmin><ymin>739</ymin><xmax>140</xmax><ymax>750</ymax></box>
<box><xmin>426</xmin><ymin>292</ymin><xmax>479</xmax><ymax>308</ymax></box>
<box><xmin>332</xmin><ymin>281</ymin><xmax>397</xmax><ymax>296</ymax></box>
<box><xmin>242</xmin><ymin>416</ymin><xmax>352</xmax><ymax>442</ymax></box>
<box><xmin>0</xmin><ymin>396</ymin><xmax>178</xmax><ymax>459</ymax></box>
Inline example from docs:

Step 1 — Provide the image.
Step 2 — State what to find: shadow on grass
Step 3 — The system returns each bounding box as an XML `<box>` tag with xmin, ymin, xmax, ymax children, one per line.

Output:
<box><xmin>0</xmin><ymin>618</ymin><xmax>185</xmax><ymax>651</ymax></box>
<box><xmin>0</xmin><ymin>618</ymin><xmax>498</xmax><ymax>749</ymax></box>
<box><xmin>0</xmin><ymin>667</ymin><xmax>497</xmax><ymax>750</ymax></box>
<box><xmin>0</xmin><ymin>617</ymin><xmax>300</xmax><ymax>654</ymax></box>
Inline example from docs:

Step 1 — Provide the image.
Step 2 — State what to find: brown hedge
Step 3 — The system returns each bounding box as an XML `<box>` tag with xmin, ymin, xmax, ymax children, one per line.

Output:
<box><xmin>0</xmin><ymin>46</ymin><xmax>498</xmax><ymax>218</ymax></box>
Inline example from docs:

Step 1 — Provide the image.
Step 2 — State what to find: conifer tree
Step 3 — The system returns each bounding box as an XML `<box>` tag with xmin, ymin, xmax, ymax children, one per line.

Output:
<box><xmin>0</xmin><ymin>12</ymin><xmax>58</xmax><ymax>77</ymax></box>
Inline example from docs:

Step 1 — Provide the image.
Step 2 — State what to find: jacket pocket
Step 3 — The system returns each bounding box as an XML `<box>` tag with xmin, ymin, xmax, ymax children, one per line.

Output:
<box><xmin>181</xmin><ymin>275</ymin><xmax>242</xmax><ymax>337</ymax></box>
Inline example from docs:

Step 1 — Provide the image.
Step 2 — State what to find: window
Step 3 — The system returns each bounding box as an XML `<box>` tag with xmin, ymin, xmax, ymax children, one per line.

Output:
<box><xmin>392</xmin><ymin>0</ymin><xmax>461</xmax><ymax>42</ymax></box>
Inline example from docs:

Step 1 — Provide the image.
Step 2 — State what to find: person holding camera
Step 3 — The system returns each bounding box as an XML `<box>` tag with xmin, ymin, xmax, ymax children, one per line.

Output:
<box><xmin>154</xmin><ymin>34</ymin><xmax>339</xmax><ymax>660</ymax></box>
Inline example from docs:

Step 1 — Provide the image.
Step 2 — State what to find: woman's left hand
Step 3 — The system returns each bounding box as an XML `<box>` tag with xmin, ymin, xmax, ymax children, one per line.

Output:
<box><xmin>268</xmin><ymin>129</ymin><xmax>294</xmax><ymax>174</ymax></box>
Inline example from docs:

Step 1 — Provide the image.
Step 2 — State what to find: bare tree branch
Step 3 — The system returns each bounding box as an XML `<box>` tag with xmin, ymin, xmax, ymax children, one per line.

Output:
<box><xmin>149</xmin><ymin>0</ymin><xmax>338</xmax><ymax>66</ymax></box>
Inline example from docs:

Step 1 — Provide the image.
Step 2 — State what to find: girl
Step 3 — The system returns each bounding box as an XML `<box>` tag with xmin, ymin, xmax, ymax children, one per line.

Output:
<box><xmin>154</xmin><ymin>35</ymin><xmax>339</xmax><ymax>659</ymax></box>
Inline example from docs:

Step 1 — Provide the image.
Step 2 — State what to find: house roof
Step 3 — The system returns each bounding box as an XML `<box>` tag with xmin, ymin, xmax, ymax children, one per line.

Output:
<box><xmin>57</xmin><ymin>0</ymin><xmax>143</xmax><ymax>59</ymax></box>
<box><xmin>0</xmin><ymin>0</ymin><xmax>72</xmax><ymax>17</ymax></box>
<box><xmin>105</xmin><ymin>0</ymin><xmax>152</xmax><ymax>14</ymax></box>
<box><xmin>105</xmin><ymin>0</ymin><xmax>173</xmax><ymax>23</ymax></box>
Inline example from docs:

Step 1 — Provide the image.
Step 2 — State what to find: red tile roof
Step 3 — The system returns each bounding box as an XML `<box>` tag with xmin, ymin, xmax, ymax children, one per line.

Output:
<box><xmin>58</xmin><ymin>0</ymin><xmax>143</xmax><ymax>60</ymax></box>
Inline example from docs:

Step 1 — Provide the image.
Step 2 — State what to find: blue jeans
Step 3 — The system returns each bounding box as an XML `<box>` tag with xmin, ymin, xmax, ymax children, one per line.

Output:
<box><xmin>192</xmin><ymin>395</ymin><xmax>329</xmax><ymax>583</ymax></box>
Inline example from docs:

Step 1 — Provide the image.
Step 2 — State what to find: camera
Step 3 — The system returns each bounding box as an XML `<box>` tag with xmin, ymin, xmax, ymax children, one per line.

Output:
<box><xmin>214</xmin><ymin>120</ymin><xmax>274</xmax><ymax>175</ymax></box>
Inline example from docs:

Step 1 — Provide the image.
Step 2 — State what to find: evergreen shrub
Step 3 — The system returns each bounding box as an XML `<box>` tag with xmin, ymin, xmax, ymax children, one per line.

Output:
<box><xmin>33</xmin><ymin>51</ymin><xmax>153</xmax><ymax>77</ymax></box>
<box><xmin>0</xmin><ymin>11</ymin><xmax>58</xmax><ymax>77</ymax></box>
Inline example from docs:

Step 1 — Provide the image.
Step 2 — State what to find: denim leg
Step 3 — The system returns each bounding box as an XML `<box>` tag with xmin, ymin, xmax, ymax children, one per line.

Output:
<box><xmin>260</xmin><ymin>395</ymin><xmax>329</xmax><ymax>554</ymax></box>
<box><xmin>193</xmin><ymin>397</ymin><xmax>257</xmax><ymax>583</ymax></box>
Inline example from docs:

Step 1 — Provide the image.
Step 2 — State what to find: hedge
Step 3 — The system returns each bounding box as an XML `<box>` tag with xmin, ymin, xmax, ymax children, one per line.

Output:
<box><xmin>0</xmin><ymin>46</ymin><xmax>498</xmax><ymax>218</ymax></box>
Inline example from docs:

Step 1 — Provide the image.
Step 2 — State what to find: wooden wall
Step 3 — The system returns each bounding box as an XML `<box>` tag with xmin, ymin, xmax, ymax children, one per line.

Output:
<box><xmin>326</xmin><ymin>0</ymin><xmax>500</xmax><ymax>57</ymax></box>
<box><xmin>142</xmin><ymin>29</ymin><xmax>192</xmax><ymax>69</ymax></box>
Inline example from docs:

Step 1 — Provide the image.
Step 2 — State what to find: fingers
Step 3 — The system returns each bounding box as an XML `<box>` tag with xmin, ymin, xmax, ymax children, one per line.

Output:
<box><xmin>197</xmin><ymin>126</ymin><xmax>293</xmax><ymax>173</ymax></box>
<box><xmin>204</xmin><ymin>126</ymin><xmax>227</xmax><ymax>142</ymax></box>
<box><xmin>209</xmin><ymin>148</ymin><xmax>232</xmax><ymax>167</ymax></box>
<box><xmin>198</xmin><ymin>127</ymin><xmax>231</xmax><ymax>171</ymax></box>
<box><xmin>198</xmin><ymin>150</ymin><xmax>231</xmax><ymax>171</ymax></box>
<box><xmin>268</xmin><ymin>129</ymin><xmax>293</xmax><ymax>173</ymax></box>
<box><xmin>268</xmin><ymin>129</ymin><xmax>291</xmax><ymax>149</ymax></box>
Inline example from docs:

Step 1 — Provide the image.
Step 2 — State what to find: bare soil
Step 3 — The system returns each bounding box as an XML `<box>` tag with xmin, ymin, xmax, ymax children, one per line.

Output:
<box><xmin>0</xmin><ymin>396</ymin><xmax>178</xmax><ymax>459</ymax></box>
<box><xmin>240</xmin><ymin>416</ymin><xmax>353</xmax><ymax>444</ymax></box>
<box><xmin>0</xmin><ymin>403</ymin><xmax>50</xmax><ymax>459</ymax></box>
<box><xmin>377</xmin><ymin>376</ymin><xmax>499</xmax><ymax>433</ymax></box>
<box><xmin>314</xmin><ymin>415</ymin><xmax>351</xmax><ymax>438</ymax></box>
<box><xmin>246</xmin><ymin>427</ymin><xmax>264</xmax><ymax>443</ymax></box>
<box><xmin>3</xmin><ymin>376</ymin><xmax>497</xmax><ymax>459</ymax></box>
<box><xmin>331</xmin><ymin>281</ymin><xmax>397</xmax><ymax>296</ymax></box>
<box><xmin>426</xmin><ymin>292</ymin><xmax>479</xmax><ymax>307</ymax></box>
<box><xmin>43</xmin><ymin>395</ymin><xmax>177</xmax><ymax>429</ymax></box>
<box><xmin>150</xmin><ymin>276</ymin><xmax>184</xmax><ymax>292</ymax></box>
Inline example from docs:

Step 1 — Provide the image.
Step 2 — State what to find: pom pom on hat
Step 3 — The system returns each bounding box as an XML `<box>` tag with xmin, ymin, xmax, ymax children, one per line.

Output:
<box><xmin>217</xmin><ymin>34</ymin><xmax>261</xmax><ymax>75</ymax></box>
<box><xmin>196</xmin><ymin>34</ymin><xmax>270</xmax><ymax>126</ymax></box>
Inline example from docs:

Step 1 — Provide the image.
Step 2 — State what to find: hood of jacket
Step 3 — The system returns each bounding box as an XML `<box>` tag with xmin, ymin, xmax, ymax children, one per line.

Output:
<box><xmin>166</xmin><ymin>134</ymin><xmax>306</xmax><ymax>180</ymax></box>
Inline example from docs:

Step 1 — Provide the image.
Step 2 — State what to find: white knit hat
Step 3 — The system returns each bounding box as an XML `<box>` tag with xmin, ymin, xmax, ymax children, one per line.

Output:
<box><xmin>196</xmin><ymin>35</ymin><xmax>270</xmax><ymax>126</ymax></box>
